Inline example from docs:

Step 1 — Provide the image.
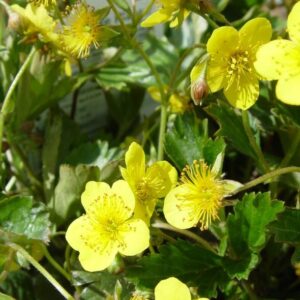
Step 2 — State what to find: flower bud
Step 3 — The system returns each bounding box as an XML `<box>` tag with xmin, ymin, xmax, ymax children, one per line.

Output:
<box><xmin>8</xmin><ymin>12</ymin><xmax>21</xmax><ymax>30</ymax></box>
<box><xmin>191</xmin><ymin>77</ymin><xmax>209</xmax><ymax>105</ymax></box>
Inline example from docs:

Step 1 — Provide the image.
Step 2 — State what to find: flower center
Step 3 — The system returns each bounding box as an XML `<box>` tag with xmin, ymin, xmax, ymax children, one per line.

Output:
<box><xmin>136</xmin><ymin>179</ymin><xmax>152</xmax><ymax>202</ymax></box>
<box><xmin>227</xmin><ymin>51</ymin><xmax>252</xmax><ymax>77</ymax></box>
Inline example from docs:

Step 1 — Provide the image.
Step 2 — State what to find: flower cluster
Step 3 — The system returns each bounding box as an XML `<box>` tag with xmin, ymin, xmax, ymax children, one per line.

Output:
<box><xmin>11</xmin><ymin>1</ymin><xmax>118</xmax><ymax>60</ymax></box>
<box><xmin>190</xmin><ymin>2</ymin><xmax>300</xmax><ymax>109</ymax></box>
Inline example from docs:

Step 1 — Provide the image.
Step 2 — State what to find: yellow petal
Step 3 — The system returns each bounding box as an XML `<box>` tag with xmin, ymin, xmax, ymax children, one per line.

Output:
<box><xmin>141</xmin><ymin>9</ymin><xmax>171</xmax><ymax>27</ymax></box>
<box><xmin>146</xmin><ymin>161</ymin><xmax>177</xmax><ymax>198</ymax></box>
<box><xmin>207</xmin><ymin>26</ymin><xmax>239</xmax><ymax>57</ymax></box>
<box><xmin>224</xmin><ymin>72</ymin><xmax>259</xmax><ymax>110</ymax></box>
<box><xmin>163</xmin><ymin>185</ymin><xmax>199</xmax><ymax>229</ymax></box>
<box><xmin>148</xmin><ymin>86</ymin><xmax>162</xmax><ymax>102</ymax></box>
<box><xmin>255</xmin><ymin>40</ymin><xmax>299</xmax><ymax>80</ymax></box>
<box><xmin>169</xmin><ymin>9</ymin><xmax>190</xmax><ymax>28</ymax></box>
<box><xmin>239</xmin><ymin>18</ymin><xmax>272</xmax><ymax>52</ymax></box>
<box><xmin>78</xmin><ymin>245</ymin><xmax>118</xmax><ymax>272</ymax></box>
<box><xmin>276</xmin><ymin>75</ymin><xmax>300</xmax><ymax>105</ymax></box>
<box><xmin>118</xmin><ymin>219</ymin><xmax>149</xmax><ymax>256</ymax></box>
<box><xmin>190</xmin><ymin>62</ymin><xmax>205</xmax><ymax>83</ymax></box>
<box><xmin>112</xmin><ymin>180</ymin><xmax>135</xmax><ymax>213</ymax></box>
<box><xmin>65</xmin><ymin>216</ymin><xmax>90</xmax><ymax>251</ymax></box>
<box><xmin>206</xmin><ymin>59</ymin><xmax>227</xmax><ymax>92</ymax></box>
<box><xmin>122</xmin><ymin>142</ymin><xmax>146</xmax><ymax>187</ymax></box>
<box><xmin>287</xmin><ymin>1</ymin><xmax>300</xmax><ymax>43</ymax></box>
<box><xmin>155</xmin><ymin>277</ymin><xmax>191</xmax><ymax>300</ymax></box>
<box><xmin>81</xmin><ymin>181</ymin><xmax>110</xmax><ymax>213</ymax></box>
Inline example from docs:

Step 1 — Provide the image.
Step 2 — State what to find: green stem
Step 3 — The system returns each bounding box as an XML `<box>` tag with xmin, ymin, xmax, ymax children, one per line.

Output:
<box><xmin>152</xmin><ymin>220</ymin><xmax>217</xmax><ymax>254</ymax></box>
<box><xmin>42</xmin><ymin>245</ymin><xmax>71</xmax><ymax>282</ymax></box>
<box><xmin>0</xmin><ymin>0</ymin><xmax>11</xmax><ymax>13</ymax></box>
<box><xmin>0</xmin><ymin>47</ymin><xmax>36</xmax><ymax>162</ymax></box>
<box><xmin>242</xmin><ymin>110</ymin><xmax>269</xmax><ymax>173</ymax></box>
<box><xmin>157</xmin><ymin>104</ymin><xmax>168</xmax><ymax>160</ymax></box>
<box><xmin>8</xmin><ymin>243</ymin><xmax>74</xmax><ymax>300</ymax></box>
<box><xmin>280</xmin><ymin>130</ymin><xmax>300</xmax><ymax>168</ymax></box>
<box><xmin>231</xmin><ymin>166</ymin><xmax>300</xmax><ymax>196</ymax></box>
<box><xmin>107</xmin><ymin>0</ymin><xmax>168</xmax><ymax>160</ymax></box>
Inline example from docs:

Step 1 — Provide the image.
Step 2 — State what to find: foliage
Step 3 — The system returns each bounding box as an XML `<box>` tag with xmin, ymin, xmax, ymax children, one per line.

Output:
<box><xmin>0</xmin><ymin>0</ymin><xmax>300</xmax><ymax>299</ymax></box>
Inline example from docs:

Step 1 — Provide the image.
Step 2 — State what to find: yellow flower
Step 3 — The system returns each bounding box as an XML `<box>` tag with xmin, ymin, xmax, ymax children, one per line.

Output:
<box><xmin>255</xmin><ymin>2</ymin><xmax>300</xmax><ymax>105</ymax></box>
<box><xmin>141</xmin><ymin>0</ymin><xmax>190</xmax><ymax>28</ymax></box>
<box><xmin>66</xmin><ymin>180</ymin><xmax>149</xmax><ymax>272</ymax></box>
<box><xmin>11</xmin><ymin>3</ymin><xmax>58</xmax><ymax>43</ymax></box>
<box><xmin>154</xmin><ymin>277</ymin><xmax>210</xmax><ymax>300</ymax></box>
<box><xmin>120</xmin><ymin>142</ymin><xmax>177</xmax><ymax>225</ymax></box>
<box><xmin>163</xmin><ymin>160</ymin><xmax>225</xmax><ymax>230</ymax></box>
<box><xmin>147</xmin><ymin>86</ymin><xmax>190</xmax><ymax>114</ymax></box>
<box><xmin>191</xmin><ymin>18</ymin><xmax>272</xmax><ymax>110</ymax></box>
<box><xmin>61</xmin><ymin>3</ymin><xmax>118</xmax><ymax>58</ymax></box>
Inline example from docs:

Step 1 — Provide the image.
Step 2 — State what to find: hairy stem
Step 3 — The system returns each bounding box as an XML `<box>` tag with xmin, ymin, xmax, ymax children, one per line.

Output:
<box><xmin>107</xmin><ymin>0</ymin><xmax>168</xmax><ymax>160</ymax></box>
<box><xmin>152</xmin><ymin>220</ymin><xmax>217</xmax><ymax>254</ymax></box>
<box><xmin>242</xmin><ymin>110</ymin><xmax>269</xmax><ymax>173</ymax></box>
<box><xmin>8</xmin><ymin>243</ymin><xmax>74</xmax><ymax>300</ymax></box>
<box><xmin>231</xmin><ymin>166</ymin><xmax>300</xmax><ymax>196</ymax></box>
<box><xmin>0</xmin><ymin>47</ymin><xmax>36</xmax><ymax>162</ymax></box>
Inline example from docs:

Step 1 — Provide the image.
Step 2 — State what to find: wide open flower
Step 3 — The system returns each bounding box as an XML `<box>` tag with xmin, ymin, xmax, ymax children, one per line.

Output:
<box><xmin>141</xmin><ymin>0</ymin><xmax>190</xmax><ymax>28</ymax></box>
<box><xmin>120</xmin><ymin>142</ymin><xmax>177</xmax><ymax>225</ymax></box>
<box><xmin>66</xmin><ymin>180</ymin><xmax>149</xmax><ymax>272</ymax></box>
<box><xmin>61</xmin><ymin>3</ymin><xmax>118</xmax><ymax>58</ymax></box>
<box><xmin>11</xmin><ymin>3</ymin><xmax>59</xmax><ymax>43</ymax></box>
<box><xmin>255</xmin><ymin>2</ymin><xmax>300</xmax><ymax>105</ymax></box>
<box><xmin>191</xmin><ymin>18</ymin><xmax>272</xmax><ymax>110</ymax></box>
<box><xmin>164</xmin><ymin>160</ymin><xmax>226</xmax><ymax>230</ymax></box>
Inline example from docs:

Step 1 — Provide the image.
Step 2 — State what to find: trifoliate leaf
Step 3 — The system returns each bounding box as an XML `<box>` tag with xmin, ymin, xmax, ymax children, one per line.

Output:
<box><xmin>165</xmin><ymin>112</ymin><xmax>226</xmax><ymax>170</ymax></box>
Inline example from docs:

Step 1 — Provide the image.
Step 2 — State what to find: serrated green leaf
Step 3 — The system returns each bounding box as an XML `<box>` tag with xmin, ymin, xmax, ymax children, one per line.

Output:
<box><xmin>50</xmin><ymin>164</ymin><xmax>100</xmax><ymax>225</ymax></box>
<box><xmin>205</xmin><ymin>102</ymin><xmax>257</xmax><ymax>160</ymax></box>
<box><xmin>0</xmin><ymin>196</ymin><xmax>50</xmax><ymax>242</ymax></box>
<box><xmin>165</xmin><ymin>113</ymin><xmax>226</xmax><ymax>170</ymax></box>
<box><xmin>269</xmin><ymin>208</ymin><xmax>300</xmax><ymax>244</ymax></box>
<box><xmin>225</xmin><ymin>193</ymin><xmax>284</xmax><ymax>279</ymax></box>
<box><xmin>126</xmin><ymin>239</ymin><xmax>230</xmax><ymax>298</ymax></box>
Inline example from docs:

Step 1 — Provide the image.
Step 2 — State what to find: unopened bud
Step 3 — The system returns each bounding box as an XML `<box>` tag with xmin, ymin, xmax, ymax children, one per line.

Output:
<box><xmin>191</xmin><ymin>78</ymin><xmax>209</xmax><ymax>106</ymax></box>
<box><xmin>198</xmin><ymin>0</ymin><xmax>213</xmax><ymax>13</ymax></box>
<box><xmin>8</xmin><ymin>12</ymin><xmax>21</xmax><ymax>30</ymax></box>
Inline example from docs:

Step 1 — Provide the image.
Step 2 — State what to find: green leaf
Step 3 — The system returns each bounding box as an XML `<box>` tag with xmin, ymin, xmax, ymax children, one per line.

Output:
<box><xmin>72</xmin><ymin>270</ymin><xmax>133</xmax><ymax>300</ymax></box>
<box><xmin>0</xmin><ymin>292</ymin><xmax>15</xmax><ymax>300</ymax></box>
<box><xmin>66</xmin><ymin>140</ymin><xmax>123</xmax><ymax>168</ymax></box>
<box><xmin>126</xmin><ymin>239</ymin><xmax>230</xmax><ymax>298</ymax></box>
<box><xmin>205</xmin><ymin>102</ymin><xmax>257</xmax><ymax>160</ymax></box>
<box><xmin>12</xmin><ymin>56</ymin><xmax>77</xmax><ymax>128</ymax></box>
<box><xmin>50</xmin><ymin>164</ymin><xmax>100</xmax><ymax>225</ymax></box>
<box><xmin>0</xmin><ymin>196</ymin><xmax>50</xmax><ymax>242</ymax></box>
<box><xmin>269</xmin><ymin>208</ymin><xmax>300</xmax><ymax>244</ymax></box>
<box><xmin>225</xmin><ymin>193</ymin><xmax>284</xmax><ymax>279</ymax></box>
<box><xmin>96</xmin><ymin>34</ymin><xmax>179</xmax><ymax>90</ymax></box>
<box><xmin>165</xmin><ymin>113</ymin><xmax>226</xmax><ymax>170</ymax></box>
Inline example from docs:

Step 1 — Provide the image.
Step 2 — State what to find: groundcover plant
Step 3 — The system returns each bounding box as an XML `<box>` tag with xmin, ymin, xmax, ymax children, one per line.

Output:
<box><xmin>1</xmin><ymin>0</ymin><xmax>300</xmax><ymax>299</ymax></box>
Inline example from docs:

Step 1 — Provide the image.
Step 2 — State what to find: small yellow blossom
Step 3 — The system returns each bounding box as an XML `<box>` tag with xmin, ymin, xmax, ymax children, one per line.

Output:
<box><xmin>66</xmin><ymin>180</ymin><xmax>149</xmax><ymax>272</ymax></box>
<box><xmin>163</xmin><ymin>160</ymin><xmax>226</xmax><ymax>230</ymax></box>
<box><xmin>120</xmin><ymin>142</ymin><xmax>177</xmax><ymax>225</ymax></box>
<box><xmin>11</xmin><ymin>3</ymin><xmax>58</xmax><ymax>43</ymax></box>
<box><xmin>191</xmin><ymin>18</ymin><xmax>272</xmax><ymax>110</ymax></box>
<box><xmin>141</xmin><ymin>0</ymin><xmax>190</xmax><ymax>28</ymax></box>
<box><xmin>255</xmin><ymin>2</ymin><xmax>300</xmax><ymax>105</ymax></box>
<box><xmin>147</xmin><ymin>86</ymin><xmax>190</xmax><ymax>114</ymax></box>
<box><xmin>61</xmin><ymin>3</ymin><xmax>118</xmax><ymax>58</ymax></box>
